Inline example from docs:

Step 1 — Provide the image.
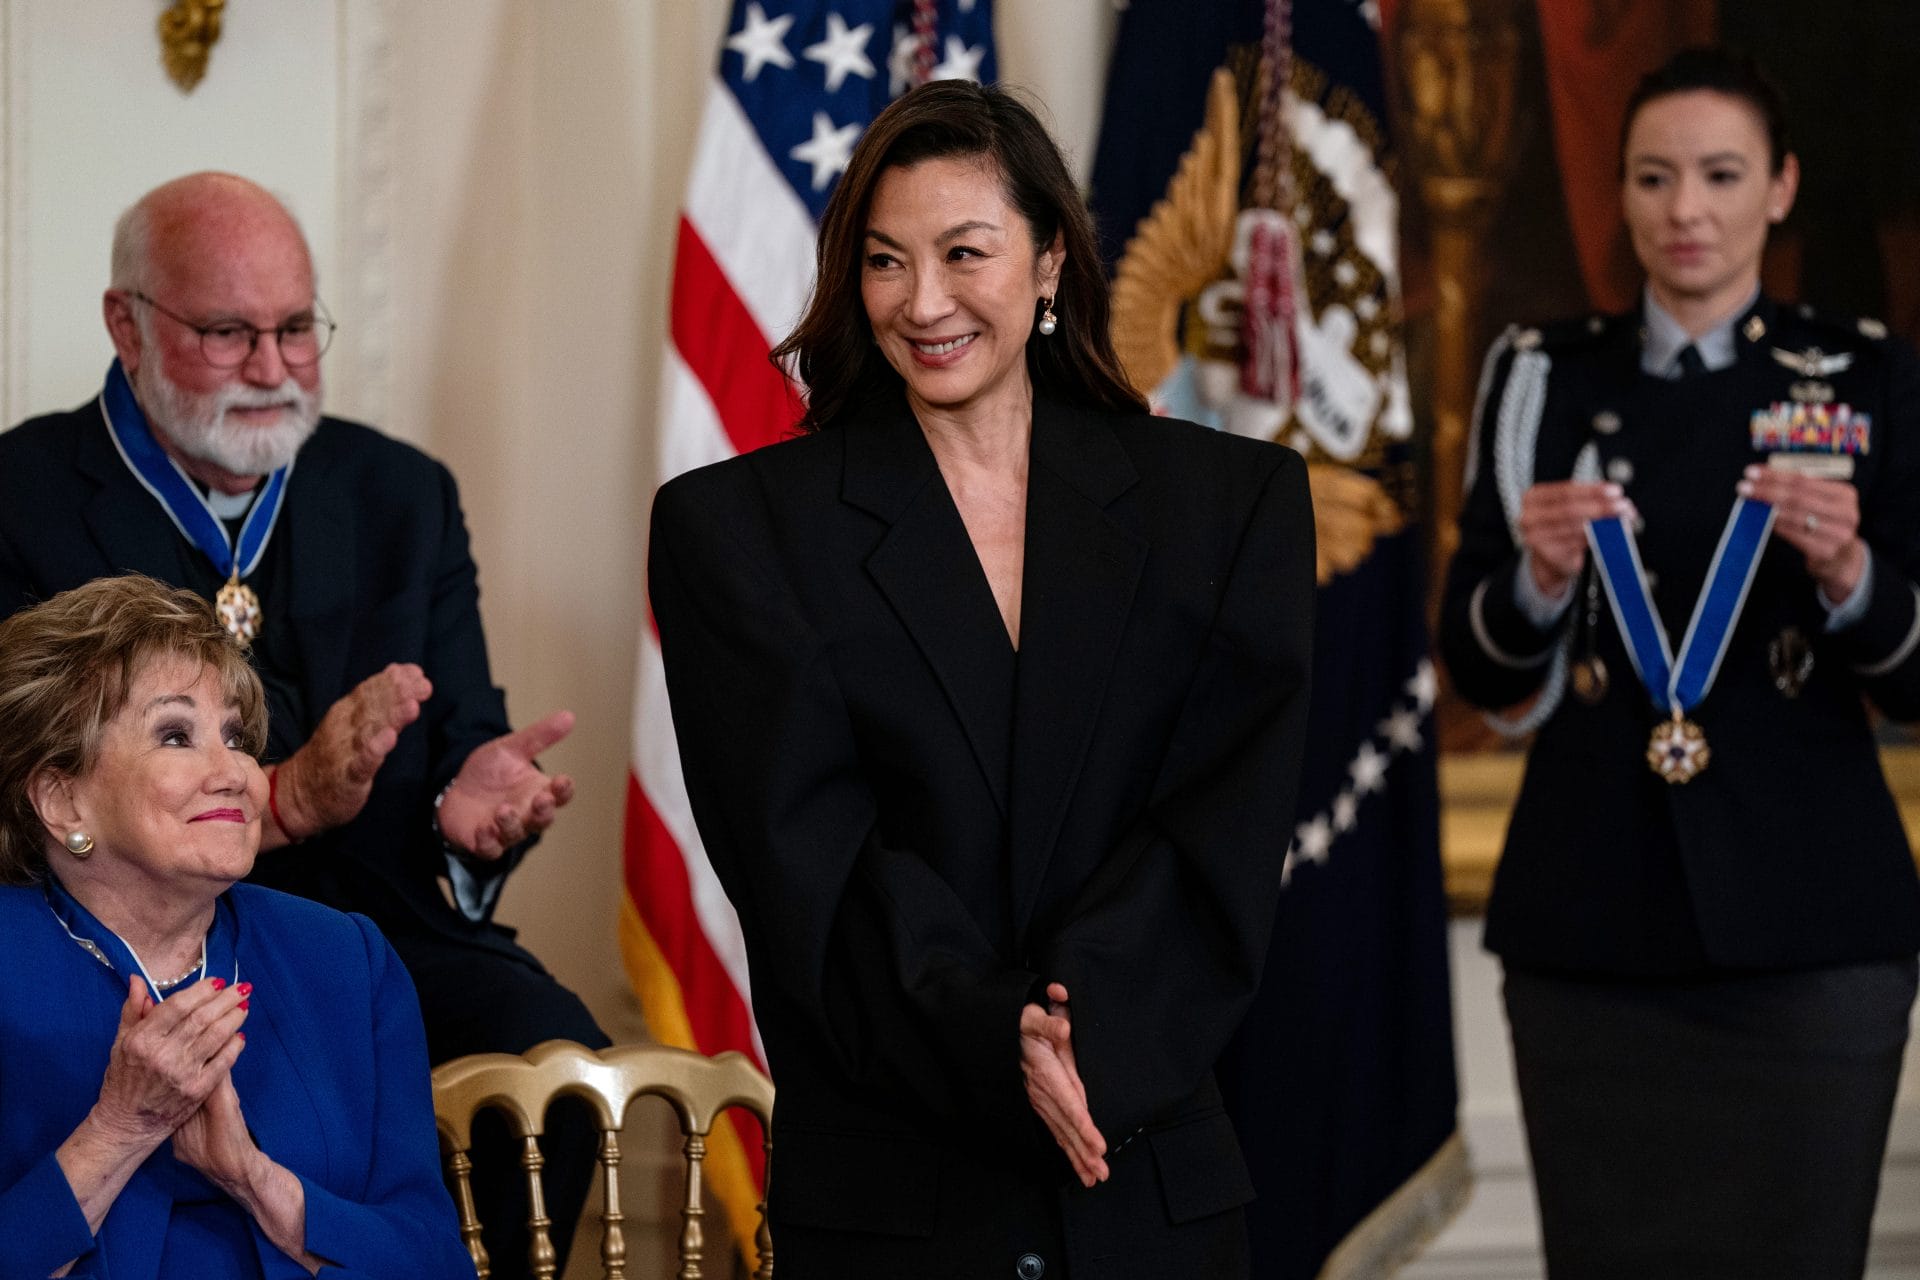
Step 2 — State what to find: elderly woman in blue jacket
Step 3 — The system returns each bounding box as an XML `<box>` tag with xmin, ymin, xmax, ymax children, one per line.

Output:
<box><xmin>0</xmin><ymin>574</ymin><xmax>468</xmax><ymax>1278</ymax></box>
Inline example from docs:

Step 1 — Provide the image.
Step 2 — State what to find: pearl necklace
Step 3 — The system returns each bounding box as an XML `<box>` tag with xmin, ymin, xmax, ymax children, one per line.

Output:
<box><xmin>150</xmin><ymin>955</ymin><xmax>206</xmax><ymax>990</ymax></box>
<box><xmin>45</xmin><ymin>894</ymin><xmax>211</xmax><ymax>998</ymax></box>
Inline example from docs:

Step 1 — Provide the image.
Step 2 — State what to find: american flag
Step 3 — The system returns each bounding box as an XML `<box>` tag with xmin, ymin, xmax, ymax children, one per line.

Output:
<box><xmin>623</xmin><ymin>0</ymin><xmax>995</xmax><ymax>1262</ymax></box>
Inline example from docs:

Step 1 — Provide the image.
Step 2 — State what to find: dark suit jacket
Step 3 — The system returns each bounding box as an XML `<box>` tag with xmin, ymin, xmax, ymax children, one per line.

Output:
<box><xmin>0</xmin><ymin>883</ymin><xmax>471</xmax><ymax>1279</ymax></box>
<box><xmin>0</xmin><ymin>398</ymin><xmax>524</xmax><ymax>959</ymax></box>
<box><xmin>1440</xmin><ymin>296</ymin><xmax>1920</xmax><ymax>976</ymax></box>
<box><xmin>649</xmin><ymin>394</ymin><xmax>1314</xmax><ymax>1277</ymax></box>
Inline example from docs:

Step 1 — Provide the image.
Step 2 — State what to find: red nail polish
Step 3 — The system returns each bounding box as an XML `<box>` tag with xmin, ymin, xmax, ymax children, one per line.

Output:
<box><xmin>210</xmin><ymin>978</ymin><xmax>225</xmax><ymax>991</ymax></box>
<box><xmin>239</xmin><ymin>1000</ymin><xmax>250</xmax><ymax>1010</ymax></box>
<box><xmin>237</xmin><ymin>982</ymin><xmax>252</xmax><ymax>996</ymax></box>
<box><xmin>237</xmin><ymin>1031</ymin><xmax>245</xmax><ymax>1042</ymax></box>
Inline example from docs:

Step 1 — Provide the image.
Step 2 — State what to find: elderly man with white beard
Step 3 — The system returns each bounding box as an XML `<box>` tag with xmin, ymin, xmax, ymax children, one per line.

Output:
<box><xmin>0</xmin><ymin>172</ymin><xmax>608</xmax><ymax>1278</ymax></box>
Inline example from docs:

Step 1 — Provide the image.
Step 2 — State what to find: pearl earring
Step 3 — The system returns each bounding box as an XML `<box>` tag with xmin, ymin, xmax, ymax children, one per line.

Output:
<box><xmin>1038</xmin><ymin>298</ymin><xmax>1058</xmax><ymax>337</ymax></box>
<box><xmin>65</xmin><ymin>830</ymin><xmax>94</xmax><ymax>858</ymax></box>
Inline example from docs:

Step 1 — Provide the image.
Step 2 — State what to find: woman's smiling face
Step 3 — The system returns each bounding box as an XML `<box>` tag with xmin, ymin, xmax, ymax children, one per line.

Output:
<box><xmin>860</xmin><ymin>155</ymin><xmax>1063</xmax><ymax>422</ymax></box>
<box><xmin>61</xmin><ymin>655</ymin><xmax>264</xmax><ymax>892</ymax></box>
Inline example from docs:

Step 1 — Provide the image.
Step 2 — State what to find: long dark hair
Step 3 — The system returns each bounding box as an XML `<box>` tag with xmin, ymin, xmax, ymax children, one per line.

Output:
<box><xmin>1621</xmin><ymin>47</ymin><xmax>1792</xmax><ymax>175</ymax></box>
<box><xmin>773</xmin><ymin>80</ymin><xmax>1145</xmax><ymax>432</ymax></box>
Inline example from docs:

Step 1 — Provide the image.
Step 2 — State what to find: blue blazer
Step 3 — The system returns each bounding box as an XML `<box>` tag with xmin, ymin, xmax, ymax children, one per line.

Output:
<box><xmin>0</xmin><ymin>882</ymin><xmax>471</xmax><ymax>1278</ymax></box>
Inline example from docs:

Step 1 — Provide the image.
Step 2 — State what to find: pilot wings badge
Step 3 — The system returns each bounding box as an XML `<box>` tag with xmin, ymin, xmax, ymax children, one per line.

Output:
<box><xmin>1770</xmin><ymin>346</ymin><xmax>1854</xmax><ymax>379</ymax></box>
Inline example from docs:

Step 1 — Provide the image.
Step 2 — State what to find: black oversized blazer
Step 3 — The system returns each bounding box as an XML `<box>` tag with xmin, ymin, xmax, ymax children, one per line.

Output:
<box><xmin>0</xmin><ymin>398</ymin><xmax>523</xmax><ymax>958</ymax></box>
<box><xmin>1440</xmin><ymin>297</ymin><xmax>1920</xmax><ymax>977</ymax></box>
<box><xmin>649</xmin><ymin>394</ymin><xmax>1314</xmax><ymax>1277</ymax></box>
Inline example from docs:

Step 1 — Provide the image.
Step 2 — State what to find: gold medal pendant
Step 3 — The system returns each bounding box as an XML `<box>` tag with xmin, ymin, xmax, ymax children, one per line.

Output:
<box><xmin>1646</xmin><ymin>713</ymin><xmax>1709</xmax><ymax>784</ymax></box>
<box><xmin>215</xmin><ymin>573</ymin><xmax>261</xmax><ymax>649</ymax></box>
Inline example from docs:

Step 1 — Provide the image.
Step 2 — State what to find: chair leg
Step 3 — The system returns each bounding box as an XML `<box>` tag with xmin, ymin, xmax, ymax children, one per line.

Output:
<box><xmin>677</xmin><ymin>1130</ymin><xmax>707</xmax><ymax>1280</ymax></box>
<box><xmin>521</xmin><ymin>1133</ymin><xmax>557</xmax><ymax>1279</ymax></box>
<box><xmin>754</xmin><ymin>1139</ymin><xmax>774</xmax><ymax>1280</ymax></box>
<box><xmin>448</xmin><ymin>1146</ymin><xmax>493</xmax><ymax>1279</ymax></box>
<box><xmin>598</xmin><ymin>1127</ymin><xmax>627</xmax><ymax>1280</ymax></box>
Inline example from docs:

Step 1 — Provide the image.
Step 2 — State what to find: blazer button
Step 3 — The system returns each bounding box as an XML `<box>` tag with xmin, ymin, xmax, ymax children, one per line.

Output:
<box><xmin>1015</xmin><ymin>1252</ymin><xmax>1046</xmax><ymax>1279</ymax></box>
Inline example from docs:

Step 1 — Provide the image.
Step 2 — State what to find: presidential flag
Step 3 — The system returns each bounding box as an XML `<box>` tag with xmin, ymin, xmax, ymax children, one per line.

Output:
<box><xmin>1092</xmin><ymin>2</ymin><xmax>1465</xmax><ymax>1275</ymax></box>
<box><xmin>622</xmin><ymin>1</ymin><xmax>995</xmax><ymax>1264</ymax></box>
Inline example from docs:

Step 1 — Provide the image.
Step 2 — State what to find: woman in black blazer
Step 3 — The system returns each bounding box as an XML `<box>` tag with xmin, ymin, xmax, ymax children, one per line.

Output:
<box><xmin>650</xmin><ymin>82</ymin><xmax>1314</xmax><ymax>1279</ymax></box>
<box><xmin>1440</xmin><ymin>49</ymin><xmax>1920</xmax><ymax>1278</ymax></box>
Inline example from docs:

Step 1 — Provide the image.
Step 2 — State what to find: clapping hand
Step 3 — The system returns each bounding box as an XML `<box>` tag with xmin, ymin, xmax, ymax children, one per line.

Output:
<box><xmin>435</xmin><ymin>710</ymin><xmax>577</xmax><ymax>860</ymax></box>
<box><xmin>269</xmin><ymin>663</ymin><xmax>432</xmax><ymax>845</ymax></box>
<box><xmin>1020</xmin><ymin>982</ymin><xmax>1109</xmax><ymax>1188</ymax></box>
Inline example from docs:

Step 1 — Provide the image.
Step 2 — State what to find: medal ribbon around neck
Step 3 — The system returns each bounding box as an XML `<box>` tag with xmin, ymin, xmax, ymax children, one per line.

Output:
<box><xmin>98</xmin><ymin>360</ymin><xmax>292</xmax><ymax>590</ymax></box>
<box><xmin>43</xmin><ymin>877</ymin><xmax>239</xmax><ymax>1002</ymax></box>
<box><xmin>1586</xmin><ymin>497</ymin><xmax>1776</xmax><ymax>780</ymax></box>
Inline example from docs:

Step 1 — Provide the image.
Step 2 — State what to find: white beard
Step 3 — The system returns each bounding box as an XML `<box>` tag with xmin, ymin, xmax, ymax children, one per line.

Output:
<box><xmin>134</xmin><ymin>361</ymin><xmax>321</xmax><ymax>477</ymax></box>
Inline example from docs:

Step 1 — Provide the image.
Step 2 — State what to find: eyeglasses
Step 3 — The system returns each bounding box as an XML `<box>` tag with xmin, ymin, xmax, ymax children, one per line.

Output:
<box><xmin>129</xmin><ymin>291</ymin><xmax>336</xmax><ymax>369</ymax></box>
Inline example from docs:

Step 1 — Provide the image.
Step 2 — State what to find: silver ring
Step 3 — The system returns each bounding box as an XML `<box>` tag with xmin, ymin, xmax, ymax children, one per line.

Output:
<box><xmin>1805</xmin><ymin>512</ymin><xmax>1820</xmax><ymax>533</ymax></box>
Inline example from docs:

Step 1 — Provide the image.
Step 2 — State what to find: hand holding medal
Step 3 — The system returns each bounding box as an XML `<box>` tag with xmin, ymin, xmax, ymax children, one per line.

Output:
<box><xmin>1587</xmin><ymin>487</ymin><xmax>1776</xmax><ymax>784</ymax></box>
<box><xmin>1737</xmin><ymin>462</ymin><xmax>1866</xmax><ymax>601</ymax></box>
<box><xmin>1517</xmin><ymin>480</ymin><xmax>1638</xmax><ymax>598</ymax></box>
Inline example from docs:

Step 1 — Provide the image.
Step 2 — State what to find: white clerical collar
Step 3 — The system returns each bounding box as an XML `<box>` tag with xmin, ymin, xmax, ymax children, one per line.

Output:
<box><xmin>205</xmin><ymin>485</ymin><xmax>258</xmax><ymax>520</ymax></box>
<box><xmin>1640</xmin><ymin>285</ymin><xmax>1758</xmax><ymax>378</ymax></box>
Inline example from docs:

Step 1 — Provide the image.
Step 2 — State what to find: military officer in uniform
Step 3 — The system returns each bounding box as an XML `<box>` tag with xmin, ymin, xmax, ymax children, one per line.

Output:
<box><xmin>1441</xmin><ymin>48</ymin><xmax>1920</xmax><ymax>1279</ymax></box>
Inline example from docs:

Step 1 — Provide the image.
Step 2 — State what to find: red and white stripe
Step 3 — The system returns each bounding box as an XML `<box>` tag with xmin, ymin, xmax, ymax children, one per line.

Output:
<box><xmin>623</xmin><ymin>64</ymin><xmax>815</xmax><ymax>1242</ymax></box>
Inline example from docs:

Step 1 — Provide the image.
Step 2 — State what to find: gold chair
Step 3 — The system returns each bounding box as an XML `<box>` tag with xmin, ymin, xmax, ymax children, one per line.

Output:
<box><xmin>431</xmin><ymin>1038</ymin><xmax>775</xmax><ymax>1280</ymax></box>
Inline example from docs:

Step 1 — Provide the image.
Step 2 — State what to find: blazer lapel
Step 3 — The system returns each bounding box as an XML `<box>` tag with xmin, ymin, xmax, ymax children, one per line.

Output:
<box><xmin>278</xmin><ymin>432</ymin><xmax>356</xmax><ymax>713</ymax></box>
<box><xmin>76</xmin><ymin>398</ymin><xmax>196</xmax><ymax>585</ymax></box>
<box><xmin>847</xmin><ymin>405</ymin><xmax>1016</xmax><ymax>818</ymax></box>
<box><xmin>1008</xmin><ymin>399</ymin><xmax>1145</xmax><ymax>934</ymax></box>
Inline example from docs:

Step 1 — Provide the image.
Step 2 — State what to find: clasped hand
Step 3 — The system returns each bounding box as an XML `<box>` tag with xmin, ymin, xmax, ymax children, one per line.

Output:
<box><xmin>80</xmin><ymin>977</ymin><xmax>321</xmax><ymax>1270</ymax></box>
<box><xmin>89</xmin><ymin>975</ymin><xmax>249</xmax><ymax>1156</ymax></box>
<box><xmin>1019</xmin><ymin>982</ymin><xmax>1110</xmax><ymax>1188</ymax></box>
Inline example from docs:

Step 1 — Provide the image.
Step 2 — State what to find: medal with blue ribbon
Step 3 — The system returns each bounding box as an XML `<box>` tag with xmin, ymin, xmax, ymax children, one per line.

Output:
<box><xmin>1586</xmin><ymin>497</ymin><xmax>1776</xmax><ymax>783</ymax></box>
<box><xmin>43</xmin><ymin>876</ymin><xmax>239</xmax><ymax>1001</ymax></box>
<box><xmin>97</xmin><ymin>361</ymin><xmax>291</xmax><ymax>648</ymax></box>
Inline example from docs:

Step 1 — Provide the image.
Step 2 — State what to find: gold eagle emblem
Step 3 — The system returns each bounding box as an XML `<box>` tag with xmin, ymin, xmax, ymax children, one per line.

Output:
<box><xmin>1109</xmin><ymin>65</ymin><xmax>1405</xmax><ymax>586</ymax></box>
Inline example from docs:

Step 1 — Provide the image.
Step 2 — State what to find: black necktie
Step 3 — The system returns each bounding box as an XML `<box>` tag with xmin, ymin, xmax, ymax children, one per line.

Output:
<box><xmin>1674</xmin><ymin>344</ymin><xmax>1706</xmax><ymax>379</ymax></box>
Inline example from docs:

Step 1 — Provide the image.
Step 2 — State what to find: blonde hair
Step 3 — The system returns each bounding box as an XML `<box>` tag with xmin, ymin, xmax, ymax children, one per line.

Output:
<box><xmin>0</xmin><ymin>575</ymin><xmax>267</xmax><ymax>883</ymax></box>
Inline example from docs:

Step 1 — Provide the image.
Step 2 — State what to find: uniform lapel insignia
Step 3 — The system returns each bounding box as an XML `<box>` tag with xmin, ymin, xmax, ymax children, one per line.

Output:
<box><xmin>1743</xmin><ymin>314</ymin><xmax>1767</xmax><ymax>342</ymax></box>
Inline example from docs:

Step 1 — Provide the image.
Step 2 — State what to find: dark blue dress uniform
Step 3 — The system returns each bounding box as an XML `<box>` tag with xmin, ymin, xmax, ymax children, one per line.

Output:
<box><xmin>1439</xmin><ymin>295</ymin><xmax>1920</xmax><ymax>1278</ymax></box>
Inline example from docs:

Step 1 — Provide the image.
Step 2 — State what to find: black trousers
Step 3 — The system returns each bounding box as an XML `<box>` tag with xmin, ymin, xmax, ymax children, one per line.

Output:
<box><xmin>1504</xmin><ymin>960</ymin><xmax>1916</xmax><ymax>1280</ymax></box>
<box><xmin>395</xmin><ymin>930</ymin><xmax>610</xmax><ymax>1280</ymax></box>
